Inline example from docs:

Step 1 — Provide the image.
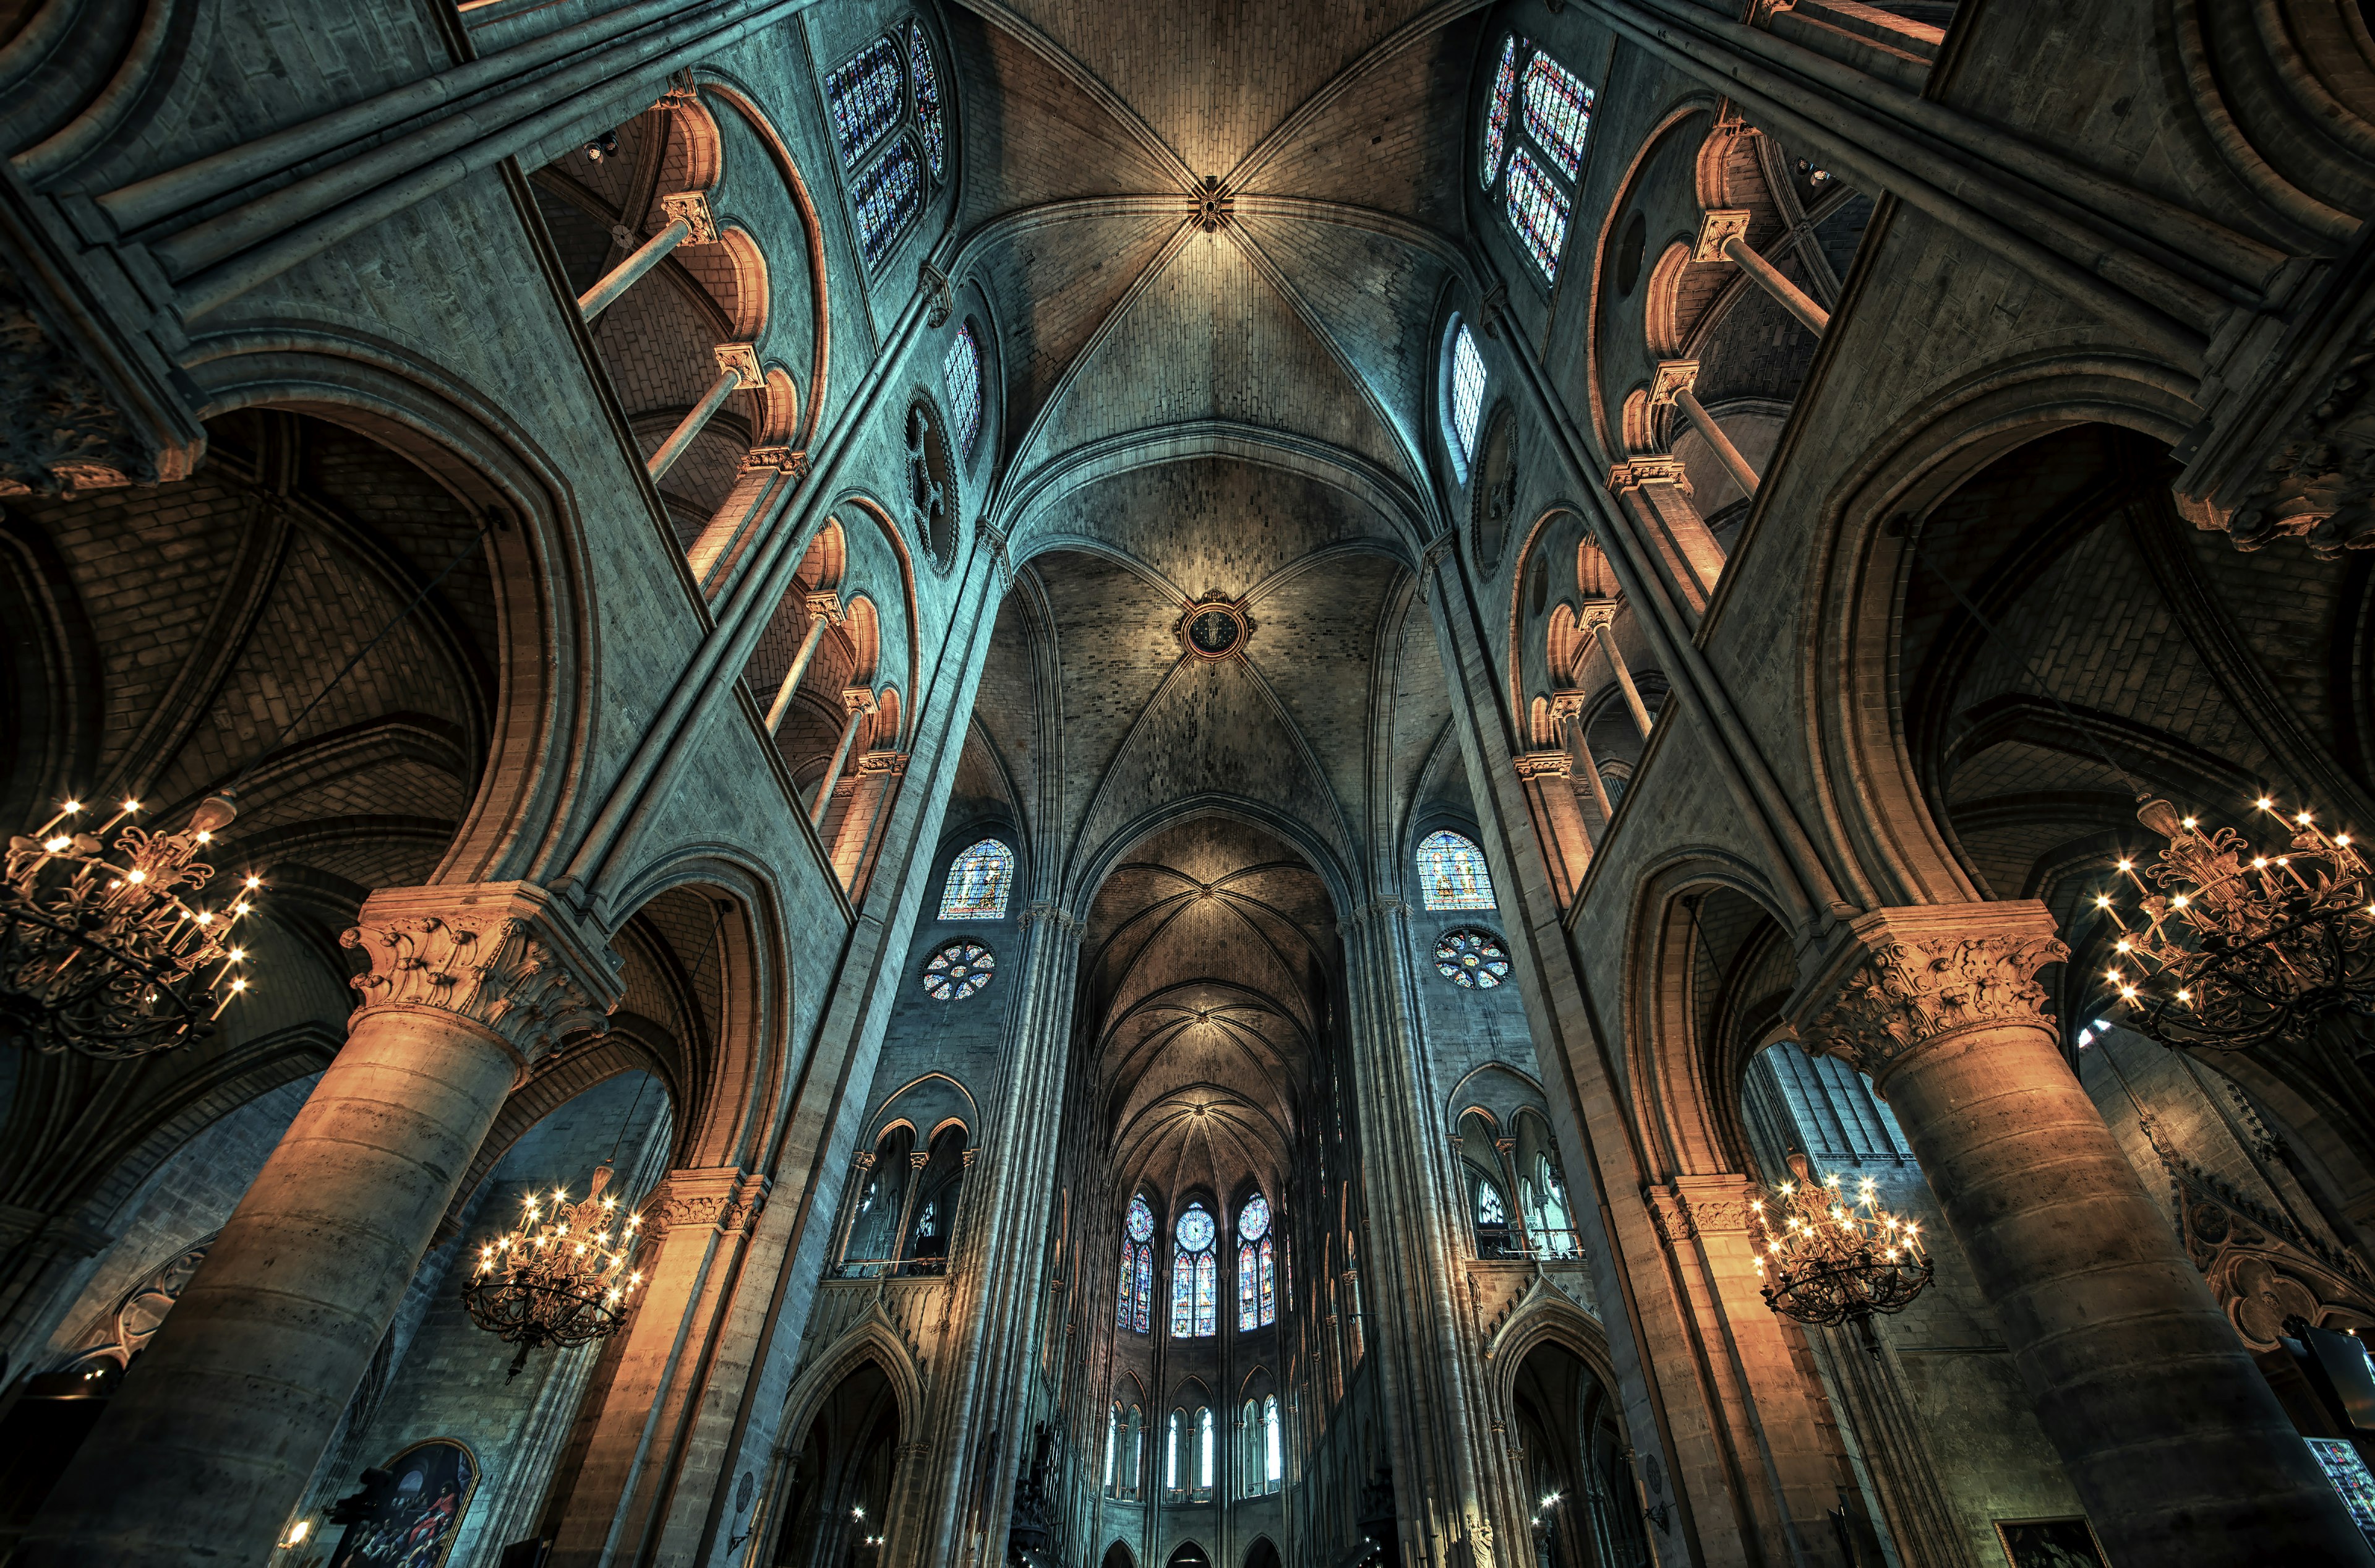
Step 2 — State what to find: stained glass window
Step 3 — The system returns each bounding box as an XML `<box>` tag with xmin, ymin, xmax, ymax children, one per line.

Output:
<box><xmin>1521</xmin><ymin>51</ymin><xmax>1594</xmax><ymax>181</ymax></box>
<box><xmin>1173</xmin><ymin>1203</ymin><xmax>1217</xmax><ymax>1338</ymax></box>
<box><xmin>909</xmin><ymin>24</ymin><xmax>946</xmax><ymax>178</ymax></box>
<box><xmin>1505</xmin><ymin>147</ymin><xmax>1571</xmax><ymax>282</ymax></box>
<box><xmin>1434</xmin><ymin>928</ymin><xmax>1511</xmax><ymax>989</ymax></box>
<box><xmin>853</xmin><ymin>140</ymin><xmax>923</xmax><ymax>269</ymax></box>
<box><xmin>1477</xmin><ymin>1180</ymin><xmax>1507</xmax><ymax>1226</ymax></box>
<box><xmin>1236</xmin><ymin>1193</ymin><xmax>1275</xmax><ymax>1330</ymax></box>
<box><xmin>1418</xmin><ymin>829</ymin><xmax>1496</xmax><ymax>910</ymax></box>
<box><xmin>1133</xmin><ymin>1243</ymin><xmax>1152</xmax><ymax>1334</ymax></box>
<box><xmin>1129</xmin><ymin>1195</ymin><xmax>1156</xmax><ymax>1242</ymax></box>
<box><xmin>1481</xmin><ymin>35</ymin><xmax>1520</xmax><ymax>188</ymax></box>
<box><xmin>1450</xmin><ymin>325</ymin><xmax>1486</xmax><ymax>466</ymax></box>
<box><xmin>1117</xmin><ymin>1238</ymin><xmax>1134</xmax><ymax>1328</ymax></box>
<box><xmin>938</xmin><ymin>837</ymin><xmax>1011</xmax><ymax>919</ymax></box>
<box><xmin>944</xmin><ymin>323</ymin><xmax>983</xmax><ymax>461</ymax></box>
<box><xmin>920</xmin><ymin>939</ymin><xmax>994</xmax><ymax>1000</ymax></box>
<box><xmin>824</xmin><ymin>36</ymin><xmax>904</xmax><ymax>166</ymax></box>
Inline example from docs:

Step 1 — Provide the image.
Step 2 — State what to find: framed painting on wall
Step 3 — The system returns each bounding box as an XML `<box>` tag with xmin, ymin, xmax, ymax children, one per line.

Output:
<box><xmin>1992</xmin><ymin>1517</ymin><xmax>2105</xmax><ymax>1568</ymax></box>
<box><xmin>326</xmin><ymin>1438</ymin><xmax>479</xmax><ymax>1568</ymax></box>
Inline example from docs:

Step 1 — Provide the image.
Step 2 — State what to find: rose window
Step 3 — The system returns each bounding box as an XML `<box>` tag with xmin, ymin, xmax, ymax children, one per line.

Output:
<box><xmin>922</xmin><ymin>940</ymin><xmax>995</xmax><ymax>1001</ymax></box>
<box><xmin>1434</xmin><ymin>928</ymin><xmax>1510</xmax><ymax>989</ymax></box>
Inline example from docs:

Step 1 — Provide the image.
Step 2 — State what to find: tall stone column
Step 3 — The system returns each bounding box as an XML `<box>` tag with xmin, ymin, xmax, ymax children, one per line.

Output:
<box><xmin>1512</xmin><ymin>751</ymin><xmax>1594</xmax><ymax>905</ymax></box>
<box><xmin>1608</xmin><ymin>458</ymin><xmax>1725</xmax><ymax>614</ymax></box>
<box><xmin>1802</xmin><ymin>902</ymin><xmax>2371</xmax><ymax>1565</ymax></box>
<box><xmin>1340</xmin><ymin>897</ymin><xmax>1513</xmax><ymax>1568</ymax></box>
<box><xmin>541</xmin><ymin>1165</ymin><xmax>771</xmax><ymax>1568</ymax></box>
<box><xmin>17</xmin><ymin>881</ymin><xmax>618</xmax><ymax>1566</ymax></box>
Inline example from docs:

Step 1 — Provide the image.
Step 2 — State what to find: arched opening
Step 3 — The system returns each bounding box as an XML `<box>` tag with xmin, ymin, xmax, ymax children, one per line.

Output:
<box><xmin>767</xmin><ymin>1361</ymin><xmax>899</xmax><ymax>1568</ymax></box>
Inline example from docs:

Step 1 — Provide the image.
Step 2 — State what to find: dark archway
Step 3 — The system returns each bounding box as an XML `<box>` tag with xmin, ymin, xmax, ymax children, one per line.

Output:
<box><xmin>1244</xmin><ymin>1536</ymin><xmax>1282</xmax><ymax>1568</ymax></box>
<box><xmin>769</xmin><ymin>1361</ymin><xmax>899</xmax><ymax>1568</ymax></box>
<box><xmin>1102</xmin><ymin>1542</ymin><xmax>1136</xmax><ymax>1568</ymax></box>
<box><xmin>1165</xmin><ymin>1543</ymin><xmax>1210</xmax><ymax>1568</ymax></box>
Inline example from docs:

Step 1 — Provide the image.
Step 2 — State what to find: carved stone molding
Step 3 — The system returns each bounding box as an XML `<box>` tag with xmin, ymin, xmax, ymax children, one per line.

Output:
<box><xmin>1607</xmin><ymin>455</ymin><xmax>1692</xmax><ymax>494</ymax></box>
<box><xmin>658</xmin><ymin>190</ymin><xmax>719</xmax><ymax>246</ymax></box>
<box><xmin>713</xmin><ymin>341</ymin><xmax>764</xmax><ymax>388</ymax></box>
<box><xmin>918</xmin><ymin>262</ymin><xmax>953</xmax><ymax>327</ymax></box>
<box><xmin>1647</xmin><ymin>359</ymin><xmax>1700</xmax><ymax>409</ymax></box>
<box><xmin>1692</xmin><ymin>208</ymin><xmax>1753</xmax><ymax>264</ymax></box>
<box><xmin>1642</xmin><ymin>1177</ymin><xmax>1757</xmax><ymax>1249</ymax></box>
<box><xmin>0</xmin><ymin>270</ymin><xmax>195</xmax><ymax>498</ymax></box>
<box><xmin>1802</xmin><ymin>904</ymin><xmax>2068</xmax><ymax>1085</ymax></box>
<box><xmin>340</xmin><ymin>882</ymin><xmax>622</xmax><ymax>1063</ymax></box>
<box><xmin>740</xmin><ymin>444</ymin><xmax>809</xmax><ymax>479</ymax></box>
<box><xmin>649</xmin><ymin>1167</ymin><xmax>770</xmax><ymax>1237</ymax></box>
<box><xmin>1512</xmin><ymin>751</ymin><xmax>1573</xmax><ymax>781</ymax></box>
<box><xmin>856</xmin><ymin>750</ymin><xmax>908</xmax><ymax>776</ymax></box>
<box><xmin>1017</xmin><ymin>901</ymin><xmax>1079</xmax><ymax>933</ymax></box>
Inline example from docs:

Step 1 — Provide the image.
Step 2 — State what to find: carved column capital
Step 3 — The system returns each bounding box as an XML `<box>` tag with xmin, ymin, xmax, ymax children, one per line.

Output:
<box><xmin>1800</xmin><ymin>903</ymin><xmax>2069</xmax><ymax>1086</ymax></box>
<box><xmin>1549</xmin><ymin>688</ymin><xmax>1590</xmax><ymax>721</ymax></box>
<box><xmin>852</xmin><ymin>1152</ymin><xmax>877</xmax><ymax>1172</ymax></box>
<box><xmin>1578</xmin><ymin>599</ymin><xmax>1620</xmax><ymax>632</ymax></box>
<box><xmin>658</xmin><ymin>189</ymin><xmax>719</xmax><ymax>246</ymax></box>
<box><xmin>1648</xmin><ymin>359</ymin><xmax>1700</xmax><ymax>409</ymax></box>
<box><xmin>856</xmin><ymin>750</ymin><xmax>908</xmax><ymax>776</ymax></box>
<box><xmin>714</xmin><ymin>341</ymin><xmax>764</xmax><ymax>389</ymax></box>
<box><xmin>1692</xmin><ymin>208</ymin><xmax>1753</xmax><ymax>263</ymax></box>
<box><xmin>648</xmin><ymin>1167</ymin><xmax>769</xmax><ymax>1236</ymax></box>
<box><xmin>1608</xmin><ymin>455</ymin><xmax>1692</xmax><ymax>494</ymax></box>
<box><xmin>919</xmin><ymin>262</ymin><xmax>953</xmax><ymax>327</ymax></box>
<box><xmin>740</xmin><ymin>444</ymin><xmax>809</xmax><ymax>478</ymax></box>
<box><xmin>340</xmin><ymin>882</ymin><xmax>622</xmax><ymax>1065</ymax></box>
<box><xmin>841</xmin><ymin>686</ymin><xmax>878</xmax><ymax>717</ymax></box>
<box><xmin>1512</xmin><ymin>751</ymin><xmax>1572</xmax><ymax>781</ymax></box>
<box><xmin>803</xmin><ymin>589</ymin><xmax>844</xmax><ymax>624</ymax></box>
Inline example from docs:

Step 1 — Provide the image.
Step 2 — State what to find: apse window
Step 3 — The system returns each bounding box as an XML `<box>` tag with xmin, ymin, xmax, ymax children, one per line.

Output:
<box><xmin>1418</xmin><ymin>828</ymin><xmax>1497</xmax><ymax>911</ymax></box>
<box><xmin>920</xmin><ymin>939</ymin><xmax>995</xmax><ymax>1000</ymax></box>
<box><xmin>1236</xmin><ymin>1193</ymin><xmax>1277</xmax><ymax>1330</ymax></box>
<box><xmin>1434</xmin><ymin>928</ymin><xmax>1511</xmax><ymax>990</ymax></box>
<box><xmin>938</xmin><ymin>837</ymin><xmax>1012</xmax><ymax>920</ymax></box>
<box><xmin>1118</xmin><ymin>1194</ymin><xmax>1155</xmax><ymax>1334</ymax></box>
<box><xmin>1448</xmin><ymin>323</ymin><xmax>1487</xmax><ymax>471</ymax></box>
<box><xmin>1477</xmin><ymin>35</ymin><xmax>1593</xmax><ymax>283</ymax></box>
<box><xmin>1171</xmin><ymin>1202</ymin><xmax>1218</xmax><ymax>1338</ymax></box>
<box><xmin>944</xmin><ymin>322</ymin><xmax>983</xmax><ymax>461</ymax></box>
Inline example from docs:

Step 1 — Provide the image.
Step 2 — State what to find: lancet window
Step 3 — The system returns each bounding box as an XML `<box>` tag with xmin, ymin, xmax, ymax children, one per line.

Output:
<box><xmin>1118</xmin><ymin>1195</ymin><xmax>1155</xmax><ymax>1334</ymax></box>
<box><xmin>909</xmin><ymin>22</ymin><xmax>946</xmax><ymax>176</ymax></box>
<box><xmin>1449</xmin><ymin>324</ymin><xmax>1487</xmax><ymax>467</ymax></box>
<box><xmin>944</xmin><ymin>323</ymin><xmax>983</xmax><ymax>461</ymax></box>
<box><xmin>1419</xmin><ymin>829</ymin><xmax>1497</xmax><ymax>911</ymax></box>
<box><xmin>939</xmin><ymin>837</ymin><xmax>1012</xmax><ymax>920</ymax></box>
<box><xmin>1171</xmin><ymin>1202</ymin><xmax>1217</xmax><ymax>1338</ymax></box>
<box><xmin>1236</xmin><ymin>1192</ymin><xmax>1276</xmax><ymax>1330</ymax></box>
<box><xmin>820</xmin><ymin>20</ymin><xmax>949</xmax><ymax>271</ymax></box>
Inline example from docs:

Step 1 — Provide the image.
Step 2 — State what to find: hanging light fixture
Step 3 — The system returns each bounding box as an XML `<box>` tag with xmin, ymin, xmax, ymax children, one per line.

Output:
<box><xmin>1</xmin><ymin>793</ymin><xmax>261</xmax><ymax>1060</ymax></box>
<box><xmin>2095</xmin><ymin>797</ymin><xmax>2375</xmax><ymax>1052</ymax></box>
<box><xmin>1749</xmin><ymin>1157</ymin><xmax>1931</xmax><ymax>1331</ymax></box>
<box><xmin>463</xmin><ymin>1163</ymin><xmax>646</xmax><ymax>1377</ymax></box>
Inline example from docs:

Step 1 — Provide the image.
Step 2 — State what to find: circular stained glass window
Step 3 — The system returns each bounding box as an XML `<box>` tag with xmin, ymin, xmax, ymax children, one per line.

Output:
<box><xmin>922</xmin><ymin>940</ymin><xmax>995</xmax><ymax>1001</ymax></box>
<box><xmin>1435</xmin><ymin>928</ymin><xmax>1511</xmax><ymax>990</ymax></box>
<box><xmin>1127</xmin><ymin>1195</ymin><xmax>1155</xmax><ymax>1242</ymax></box>
<box><xmin>1176</xmin><ymin>1204</ymin><xmax>1215</xmax><ymax>1252</ymax></box>
<box><xmin>1239</xmin><ymin>1193</ymin><xmax>1270</xmax><ymax>1241</ymax></box>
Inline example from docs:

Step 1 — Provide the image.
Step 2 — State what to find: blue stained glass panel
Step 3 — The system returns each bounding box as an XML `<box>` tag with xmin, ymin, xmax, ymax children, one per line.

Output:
<box><xmin>1118</xmin><ymin>1238</ymin><xmax>1135</xmax><ymax>1328</ymax></box>
<box><xmin>1238</xmin><ymin>1243</ymin><xmax>1257</xmax><ymax>1331</ymax></box>
<box><xmin>1521</xmin><ymin>51</ymin><xmax>1594</xmax><ymax>181</ymax></box>
<box><xmin>939</xmin><ymin>837</ymin><xmax>1012</xmax><ymax>919</ymax></box>
<box><xmin>853</xmin><ymin>141</ymin><xmax>923</xmax><ymax>269</ymax></box>
<box><xmin>1133</xmin><ymin>1243</ymin><xmax>1152</xmax><ymax>1334</ymax></box>
<box><xmin>1418</xmin><ymin>829</ymin><xmax>1497</xmax><ymax>911</ymax></box>
<box><xmin>1127</xmin><ymin>1194</ymin><xmax>1155</xmax><ymax>1241</ymax></box>
<box><xmin>909</xmin><ymin>24</ymin><xmax>946</xmax><ymax>178</ymax></box>
<box><xmin>1450</xmin><ymin>325</ymin><xmax>1486</xmax><ymax>465</ymax></box>
<box><xmin>1481</xmin><ymin>35</ymin><xmax>1520</xmax><ymax>188</ymax></box>
<box><xmin>1505</xmin><ymin>147</ymin><xmax>1571</xmax><ymax>282</ymax></box>
<box><xmin>825</xmin><ymin>36</ymin><xmax>904</xmax><ymax>167</ymax></box>
<box><xmin>1194</xmin><ymin>1252</ymin><xmax>1216</xmax><ymax>1337</ymax></box>
<box><xmin>944</xmin><ymin>325</ymin><xmax>983</xmax><ymax>461</ymax></box>
<box><xmin>1258</xmin><ymin>1236</ymin><xmax>1275</xmax><ymax>1325</ymax></box>
<box><xmin>1239</xmin><ymin>1192</ymin><xmax>1270</xmax><ymax>1241</ymax></box>
<box><xmin>1170</xmin><ymin>1248</ymin><xmax>1193</xmax><ymax>1335</ymax></box>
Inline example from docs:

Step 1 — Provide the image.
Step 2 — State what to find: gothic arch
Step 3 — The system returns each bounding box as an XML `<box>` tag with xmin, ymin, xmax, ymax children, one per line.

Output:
<box><xmin>1805</xmin><ymin>350</ymin><xmax>2208</xmax><ymax>910</ymax></box>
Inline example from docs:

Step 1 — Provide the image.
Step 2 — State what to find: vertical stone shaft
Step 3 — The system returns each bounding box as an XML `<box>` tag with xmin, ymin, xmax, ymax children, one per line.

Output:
<box><xmin>1586</xmin><ymin>614</ymin><xmax>1655</xmax><ymax>739</ymax></box>
<box><xmin>15</xmin><ymin>883</ymin><xmax>616</xmax><ymax>1567</ymax></box>
<box><xmin>808</xmin><ymin>690</ymin><xmax>874</xmax><ymax>828</ymax></box>
<box><xmin>1808</xmin><ymin>904</ymin><xmax>2371</xmax><ymax>1566</ymax></box>
<box><xmin>1673</xmin><ymin>386</ymin><xmax>1761</xmax><ymax>497</ymax></box>
<box><xmin>764</xmin><ymin>598</ymin><xmax>839</xmax><ymax>734</ymax></box>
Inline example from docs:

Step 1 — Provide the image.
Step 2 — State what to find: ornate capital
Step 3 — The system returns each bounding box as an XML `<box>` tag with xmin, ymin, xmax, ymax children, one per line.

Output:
<box><xmin>740</xmin><ymin>444</ymin><xmax>808</xmax><ymax>478</ymax></box>
<box><xmin>649</xmin><ymin>1167</ymin><xmax>769</xmax><ymax>1236</ymax></box>
<box><xmin>856</xmin><ymin>750</ymin><xmax>908</xmax><ymax>776</ymax></box>
<box><xmin>1578</xmin><ymin>599</ymin><xmax>1619</xmax><ymax>632</ymax></box>
<box><xmin>1643</xmin><ymin>1176</ymin><xmax>1757</xmax><ymax>1249</ymax></box>
<box><xmin>918</xmin><ymin>262</ymin><xmax>953</xmax><ymax>328</ymax></box>
<box><xmin>1609</xmin><ymin>455</ymin><xmax>1692</xmax><ymax>494</ymax></box>
<box><xmin>1549</xmin><ymin>688</ymin><xmax>1590</xmax><ymax>721</ymax></box>
<box><xmin>1513</xmin><ymin>750</ymin><xmax>1572</xmax><ymax>781</ymax></box>
<box><xmin>841</xmin><ymin>686</ymin><xmax>878</xmax><ymax>717</ymax></box>
<box><xmin>714</xmin><ymin>341</ymin><xmax>764</xmax><ymax>389</ymax></box>
<box><xmin>803</xmin><ymin>590</ymin><xmax>843</xmax><ymax>625</ymax></box>
<box><xmin>1018</xmin><ymin>901</ymin><xmax>1077</xmax><ymax>932</ymax></box>
<box><xmin>1802</xmin><ymin>904</ymin><xmax>2068</xmax><ymax>1084</ymax></box>
<box><xmin>1692</xmin><ymin>208</ymin><xmax>1753</xmax><ymax>264</ymax></box>
<box><xmin>340</xmin><ymin>883</ymin><xmax>622</xmax><ymax>1063</ymax></box>
<box><xmin>1648</xmin><ymin>359</ymin><xmax>1700</xmax><ymax>409</ymax></box>
<box><xmin>909</xmin><ymin>1151</ymin><xmax>932</xmax><ymax>1170</ymax></box>
<box><xmin>852</xmin><ymin>1151</ymin><xmax>877</xmax><ymax>1172</ymax></box>
<box><xmin>659</xmin><ymin>189</ymin><xmax>719</xmax><ymax>246</ymax></box>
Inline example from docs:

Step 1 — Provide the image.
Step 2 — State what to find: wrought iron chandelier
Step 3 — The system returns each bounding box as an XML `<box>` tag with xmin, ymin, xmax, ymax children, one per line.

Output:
<box><xmin>1749</xmin><ymin>1160</ymin><xmax>1932</xmax><ymax>1330</ymax></box>
<box><xmin>2096</xmin><ymin>797</ymin><xmax>2375</xmax><ymax>1052</ymax></box>
<box><xmin>1</xmin><ymin>794</ymin><xmax>262</xmax><ymax>1060</ymax></box>
<box><xmin>464</xmin><ymin>1163</ymin><xmax>646</xmax><ymax>1377</ymax></box>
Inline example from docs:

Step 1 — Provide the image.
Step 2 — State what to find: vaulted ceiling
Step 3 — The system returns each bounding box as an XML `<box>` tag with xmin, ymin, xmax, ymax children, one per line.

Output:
<box><xmin>948</xmin><ymin>4</ymin><xmax>1486</xmax><ymax>1183</ymax></box>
